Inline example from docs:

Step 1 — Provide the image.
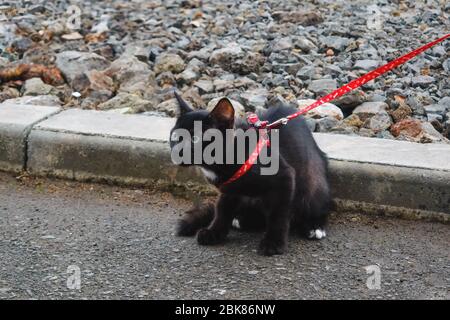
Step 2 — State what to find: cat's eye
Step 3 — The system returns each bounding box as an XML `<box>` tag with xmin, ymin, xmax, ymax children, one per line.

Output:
<box><xmin>192</xmin><ymin>135</ymin><xmax>200</xmax><ymax>144</ymax></box>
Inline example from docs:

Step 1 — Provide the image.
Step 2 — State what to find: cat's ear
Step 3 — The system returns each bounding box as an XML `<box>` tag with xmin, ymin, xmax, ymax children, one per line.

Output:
<box><xmin>174</xmin><ymin>91</ymin><xmax>193</xmax><ymax>115</ymax></box>
<box><xmin>208</xmin><ymin>98</ymin><xmax>235</xmax><ymax>129</ymax></box>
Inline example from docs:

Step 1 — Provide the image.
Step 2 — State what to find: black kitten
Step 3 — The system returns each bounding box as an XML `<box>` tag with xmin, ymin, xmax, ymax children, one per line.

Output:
<box><xmin>170</xmin><ymin>92</ymin><xmax>332</xmax><ymax>256</ymax></box>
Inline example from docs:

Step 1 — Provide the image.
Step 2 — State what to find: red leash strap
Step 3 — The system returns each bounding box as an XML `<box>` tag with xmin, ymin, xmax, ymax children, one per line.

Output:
<box><xmin>221</xmin><ymin>130</ymin><xmax>270</xmax><ymax>187</ymax></box>
<box><xmin>265</xmin><ymin>33</ymin><xmax>450</xmax><ymax>129</ymax></box>
<box><xmin>220</xmin><ymin>33</ymin><xmax>450</xmax><ymax>188</ymax></box>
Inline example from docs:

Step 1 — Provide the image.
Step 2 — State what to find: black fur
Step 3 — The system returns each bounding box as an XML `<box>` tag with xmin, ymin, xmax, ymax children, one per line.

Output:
<box><xmin>170</xmin><ymin>94</ymin><xmax>332</xmax><ymax>255</ymax></box>
<box><xmin>176</xmin><ymin>202</ymin><xmax>215</xmax><ymax>236</ymax></box>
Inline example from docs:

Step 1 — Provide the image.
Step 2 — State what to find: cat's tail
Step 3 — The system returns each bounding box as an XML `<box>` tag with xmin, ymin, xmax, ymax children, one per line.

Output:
<box><xmin>176</xmin><ymin>202</ymin><xmax>215</xmax><ymax>236</ymax></box>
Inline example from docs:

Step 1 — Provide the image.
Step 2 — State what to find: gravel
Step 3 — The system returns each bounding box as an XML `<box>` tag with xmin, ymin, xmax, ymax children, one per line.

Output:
<box><xmin>0</xmin><ymin>172</ymin><xmax>448</xmax><ymax>300</ymax></box>
<box><xmin>0</xmin><ymin>0</ymin><xmax>449</xmax><ymax>143</ymax></box>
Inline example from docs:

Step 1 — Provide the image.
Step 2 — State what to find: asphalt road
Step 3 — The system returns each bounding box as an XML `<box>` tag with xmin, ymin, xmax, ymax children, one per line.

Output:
<box><xmin>0</xmin><ymin>172</ymin><xmax>448</xmax><ymax>300</ymax></box>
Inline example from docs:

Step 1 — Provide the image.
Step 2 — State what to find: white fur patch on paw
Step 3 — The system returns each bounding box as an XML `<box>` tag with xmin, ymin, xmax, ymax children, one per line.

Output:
<box><xmin>308</xmin><ymin>229</ymin><xmax>326</xmax><ymax>239</ymax></box>
<box><xmin>232</xmin><ymin>218</ymin><xmax>241</xmax><ymax>229</ymax></box>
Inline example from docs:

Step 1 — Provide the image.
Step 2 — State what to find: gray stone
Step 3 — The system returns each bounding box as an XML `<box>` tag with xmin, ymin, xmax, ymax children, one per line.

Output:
<box><xmin>272</xmin><ymin>37</ymin><xmax>293</xmax><ymax>51</ymax></box>
<box><xmin>296</xmin><ymin>65</ymin><xmax>316</xmax><ymax>80</ymax></box>
<box><xmin>240</xmin><ymin>88</ymin><xmax>269</xmax><ymax>110</ymax></box>
<box><xmin>295</xmin><ymin>37</ymin><xmax>317</xmax><ymax>53</ymax></box>
<box><xmin>187</xmin><ymin>48</ymin><xmax>211</xmax><ymax>61</ymax></box>
<box><xmin>354</xmin><ymin>59</ymin><xmax>379</xmax><ymax>70</ymax></box>
<box><xmin>22</xmin><ymin>78</ymin><xmax>55</xmax><ymax>96</ymax></box>
<box><xmin>370</xmin><ymin>93</ymin><xmax>387</xmax><ymax>102</ymax></box>
<box><xmin>4</xmin><ymin>95</ymin><xmax>62</xmax><ymax>107</ymax></box>
<box><xmin>72</xmin><ymin>70</ymin><xmax>115</xmax><ymax>98</ymax></box>
<box><xmin>299</xmin><ymin>99</ymin><xmax>344</xmax><ymax>120</ymax></box>
<box><xmin>364</xmin><ymin>112</ymin><xmax>392</xmax><ymax>133</ymax></box>
<box><xmin>0</xmin><ymin>57</ymin><xmax>9</xmax><ymax>68</ymax></box>
<box><xmin>323</xmin><ymin>64</ymin><xmax>343</xmax><ymax>76</ymax></box>
<box><xmin>342</xmin><ymin>114</ymin><xmax>364</xmax><ymax>128</ymax></box>
<box><xmin>187</xmin><ymin>58</ymin><xmax>206</xmax><ymax>70</ymax></box>
<box><xmin>308</xmin><ymin>79</ymin><xmax>337</xmax><ymax>95</ymax></box>
<box><xmin>443</xmin><ymin>58</ymin><xmax>450</xmax><ymax>72</ymax></box>
<box><xmin>213</xmin><ymin>78</ymin><xmax>234</xmax><ymax>91</ymax></box>
<box><xmin>375</xmin><ymin>130</ymin><xmax>395</xmax><ymax>140</ymax></box>
<box><xmin>97</xmin><ymin>93</ymin><xmax>154</xmax><ymax>114</ymax></box>
<box><xmin>209</xmin><ymin>43</ymin><xmax>244</xmax><ymax>69</ymax></box>
<box><xmin>234</xmin><ymin>76</ymin><xmax>257</xmax><ymax>88</ymax></box>
<box><xmin>104</xmin><ymin>54</ymin><xmax>155</xmax><ymax>94</ymax></box>
<box><xmin>0</xmin><ymin>87</ymin><xmax>20</xmax><ymax>103</ymax></box>
<box><xmin>427</xmin><ymin>113</ymin><xmax>443</xmax><ymax>123</ymax></box>
<box><xmin>181</xmin><ymin>88</ymin><xmax>205</xmax><ymax>109</ymax></box>
<box><xmin>178</xmin><ymin>58</ymin><xmax>204</xmax><ymax>83</ymax></box>
<box><xmin>406</xmin><ymin>96</ymin><xmax>426</xmax><ymax>116</ymax></box>
<box><xmin>61</xmin><ymin>32</ymin><xmax>83</xmax><ymax>41</ymax></box>
<box><xmin>320</xmin><ymin>36</ymin><xmax>351</xmax><ymax>51</ymax></box>
<box><xmin>316</xmin><ymin>117</ymin><xmax>340</xmax><ymax>132</ymax></box>
<box><xmin>411</xmin><ymin>75</ymin><xmax>435</xmax><ymax>88</ymax></box>
<box><xmin>329</xmin><ymin>125</ymin><xmax>358</xmax><ymax>135</ymax></box>
<box><xmin>179</xmin><ymin>68</ymin><xmax>199</xmax><ymax>84</ymax></box>
<box><xmin>272</xmin><ymin>62</ymin><xmax>301</xmax><ymax>75</ymax></box>
<box><xmin>156</xmin><ymin>71</ymin><xmax>176</xmax><ymax>87</ymax></box>
<box><xmin>352</xmin><ymin>101</ymin><xmax>389</xmax><ymax>121</ymax></box>
<box><xmin>333</xmin><ymin>90</ymin><xmax>366</xmax><ymax>110</ymax></box>
<box><xmin>424</xmin><ymin>104</ymin><xmax>448</xmax><ymax>115</ymax></box>
<box><xmin>421</xmin><ymin>122</ymin><xmax>446</xmax><ymax>143</ymax></box>
<box><xmin>123</xmin><ymin>43</ymin><xmax>150</xmax><ymax>61</ymax></box>
<box><xmin>194</xmin><ymin>79</ymin><xmax>214</xmax><ymax>94</ymax></box>
<box><xmin>358</xmin><ymin>128</ymin><xmax>376</xmax><ymax>137</ymax></box>
<box><xmin>154</xmin><ymin>99</ymin><xmax>180</xmax><ymax>117</ymax></box>
<box><xmin>432</xmin><ymin>45</ymin><xmax>446</xmax><ymax>57</ymax></box>
<box><xmin>154</xmin><ymin>53</ymin><xmax>186</xmax><ymax>74</ymax></box>
<box><xmin>267</xmin><ymin>95</ymin><xmax>290</xmax><ymax>109</ymax></box>
<box><xmin>273</xmin><ymin>10</ymin><xmax>323</xmax><ymax>25</ymax></box>
<box><xmin>234</xmin><ymin>52</ymin><xmax>265</xmax><ymax>74</ymax></box>
<box><xmin>11</xmin><ymin>37</ymin><xmax>33</xmax><ymax>53</ymax></box>
<box><xmin>55</xmin><ymin>51</ymin><xmax>111</xmax><ymax>86</ymax></box>
<box><xmin>80</xmin><ymin>91</ymin><xmax>113</xmax><ymax>109</ymax></box>
<box><xmin>391</xmin><ymin>118</ymin><xmax>447</xmax><ymax>143</ymax></box>
<box><xmin>438</xmin><ymin>96</ymin><xmax>450</xmax><ymax>108</ymax></box>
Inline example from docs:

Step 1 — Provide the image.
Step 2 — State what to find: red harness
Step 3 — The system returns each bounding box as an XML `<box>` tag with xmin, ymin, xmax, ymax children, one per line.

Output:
<box><xmin>220</xmin><ymin>33</ymin><xmax>450</xmax><ymax>188</ymax></box>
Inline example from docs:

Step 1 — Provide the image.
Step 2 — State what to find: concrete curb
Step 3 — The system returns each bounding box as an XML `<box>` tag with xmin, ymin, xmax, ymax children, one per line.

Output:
<box><xmin>1</xmin><ymin>103</ymin><xmax>449</xmax><ymax>215</ymax></box>
<box><xmin>0</xmin><ymin>104</ymin><xmax>61</xmax><ymax>173</ymax></box>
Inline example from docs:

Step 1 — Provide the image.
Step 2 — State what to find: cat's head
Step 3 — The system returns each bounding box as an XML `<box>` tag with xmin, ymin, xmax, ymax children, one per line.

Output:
<box><xmin>169</xmin><ymin>92</ymin><xmax>235</xmax><ymax>166</ymax></box>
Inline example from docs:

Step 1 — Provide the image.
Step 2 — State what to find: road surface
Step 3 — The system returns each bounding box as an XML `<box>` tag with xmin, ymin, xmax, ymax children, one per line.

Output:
<box><xmin>0</xmin><ymin>172</ymin><xmax>448</xmax><ymax>299</ymax></box>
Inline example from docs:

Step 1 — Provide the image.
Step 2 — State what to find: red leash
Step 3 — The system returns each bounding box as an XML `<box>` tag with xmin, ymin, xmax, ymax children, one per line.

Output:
<box><xmin>220</xmin><ymin>33</ymin><xmax>450</xmax><ymax>188</ymax></box>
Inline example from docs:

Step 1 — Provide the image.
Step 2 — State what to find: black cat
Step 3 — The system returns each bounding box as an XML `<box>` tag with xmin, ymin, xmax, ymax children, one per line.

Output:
<box><xmin>170</xmin><ymin>92</ymin><xmax>332</xmax><ymax>256</ymax></box>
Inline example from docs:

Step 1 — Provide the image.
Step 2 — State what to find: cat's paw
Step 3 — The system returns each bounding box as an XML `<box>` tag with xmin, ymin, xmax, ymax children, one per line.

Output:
<box><xmin>176</xmin><ymin>203</ymin><xmax>215</xmax><ymax>237</ymax></box>
<box><xmin>307</xmin><ymin>229</ymin><xmax>327</xmax><ymax>240</ymax></box>
<box><xmin>176</xmin><ymin>219</ymin><xmax>197</xmax><ymax>237</ymax></box>
<box><xmin>258</xmin><ymin>237</ymin><xmax>286</xmax><ymax>256</ymax></box>
<box><xmin>197</xmin><ymin>228</ymin><xmax>225</xmax><ymax>245</ymax></box>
